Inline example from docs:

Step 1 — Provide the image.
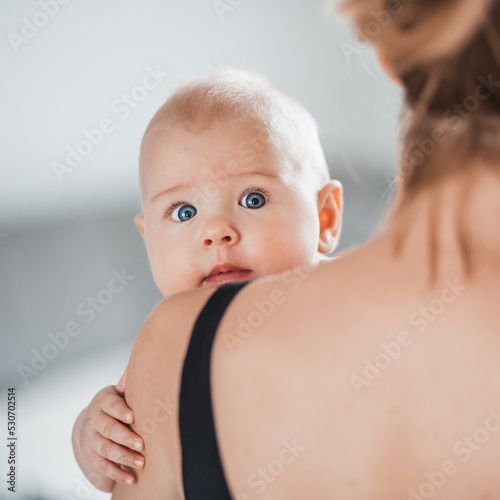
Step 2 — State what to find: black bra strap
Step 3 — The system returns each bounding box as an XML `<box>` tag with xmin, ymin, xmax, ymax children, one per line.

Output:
<box><xmin>179</xmin><ymin>281</ymin><xmax>249</xmax><ymax>499</ymax></box>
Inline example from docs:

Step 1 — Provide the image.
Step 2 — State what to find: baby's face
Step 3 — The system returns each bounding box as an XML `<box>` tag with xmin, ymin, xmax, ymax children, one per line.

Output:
<box><xmin>137</xmin><ymin>119</ymin><xmax>326</xmax><ymax>298</ymax></box>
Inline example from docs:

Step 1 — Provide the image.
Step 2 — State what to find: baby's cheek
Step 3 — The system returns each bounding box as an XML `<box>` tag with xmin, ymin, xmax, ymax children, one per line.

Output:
<box><xmin>148</xmin><ymin>249</ymin><xmax>174</xmax><ymax>294</ymax></box>
<box><xmin>257</xmin><ymin>240</ymin><xmax>308</xmax><ymax>276</ymax></box>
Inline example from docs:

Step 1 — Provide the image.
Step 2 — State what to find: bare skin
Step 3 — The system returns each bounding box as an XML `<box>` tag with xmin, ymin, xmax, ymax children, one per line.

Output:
<box><xmin>72</xmin><ymin>117</ymin><xmax>342</xmax><ymax>489</ymax></box>
<box><xmin>112</xmin><ymin>168</ymin><xmax>500</xmax><ymax>499</ymax></box>
<box><xmin>72</xmin><ymin>374</ymin><xmax>145</xmax><ymax>490</ymax></box>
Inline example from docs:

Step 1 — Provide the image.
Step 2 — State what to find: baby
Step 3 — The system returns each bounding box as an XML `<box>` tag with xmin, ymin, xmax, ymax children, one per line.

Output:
<box><xmin>71</xmin><ymin>68</ymin><xmax>343</xmax><ymax>491</ymax></box>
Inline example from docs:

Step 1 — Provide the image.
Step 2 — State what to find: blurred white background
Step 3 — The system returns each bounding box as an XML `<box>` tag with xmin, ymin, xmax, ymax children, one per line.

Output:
<box><xmin>0</xmin><ymin>0</ymin><xmax>401</xmax><ymax>498</ymax></box>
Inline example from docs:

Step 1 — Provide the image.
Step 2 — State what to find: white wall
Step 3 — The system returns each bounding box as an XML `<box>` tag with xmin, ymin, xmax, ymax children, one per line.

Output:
<box><xmin>0</xmin><ymin>0</ymin><xmax>401</xmax><ymax>226</ymax></box>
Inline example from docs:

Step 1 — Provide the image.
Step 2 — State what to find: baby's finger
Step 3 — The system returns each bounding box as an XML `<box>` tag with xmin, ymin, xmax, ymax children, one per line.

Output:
<box><xmin>116</xmin><ymin>367</ymin><xmax>127</xmax><ymax>394</ymax></box>
<box><xmin>87</xmin><ymin>449</ymin><xmax>138</xmax><ymax>486</ymax></box>
<box><xmin>101</xmin><ymin>392</ymin><xmax>134</xmax><ymax>425</ymax></box>
<box><xmin>96</xmin><ymin>413</ymin><xmax>144</xmax><ymax>452</ymax></box>
<box><xmin>91</xmin><ymin>432</ymin><xmax>145</xmax><ymax>470</ymax></box>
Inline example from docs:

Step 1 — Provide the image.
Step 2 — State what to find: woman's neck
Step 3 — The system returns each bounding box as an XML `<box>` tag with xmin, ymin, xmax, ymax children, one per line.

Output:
<box><xmin>386</xmin><ymin>166</ymin><xmax>500</xmax><ymax>283</ymax></box>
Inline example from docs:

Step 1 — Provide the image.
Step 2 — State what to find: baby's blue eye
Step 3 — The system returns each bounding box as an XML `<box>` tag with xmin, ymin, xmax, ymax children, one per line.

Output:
<box><xmin>241</xmin><ymin>191</ymin><xmax>266</xmax><ymax>209</ymax></box>
<box><xmin>171</xmin><ymin>204</ymin><xmax>197</xmax><ymax>222</ymax></box>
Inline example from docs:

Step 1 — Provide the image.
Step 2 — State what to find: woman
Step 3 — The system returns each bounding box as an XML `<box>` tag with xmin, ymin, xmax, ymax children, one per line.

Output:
<box><xmin>112</xmin><ymin>0</ymin><xmax>500</xmax><ymax>498</ymax></box>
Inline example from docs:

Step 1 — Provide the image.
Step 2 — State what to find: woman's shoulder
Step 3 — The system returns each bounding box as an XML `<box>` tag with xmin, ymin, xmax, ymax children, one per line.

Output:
<box><xmin>210</xmin><ymin>253</ymin><xmax>365</xmax><ymax>347</ymax></box>
<box><xmin>114</xmin><ymin>287</ymin><xmax>216</xmax><ymax>498</ymax></box>
<box><xmin>127</xmin><ymin>286</ymin><xmax>217</xmax><ymax>411</ymax></box>
<box><xmin>128</xmin><ymin>287</ymin><xmax>217</xmax><ymax>390</ymax></box>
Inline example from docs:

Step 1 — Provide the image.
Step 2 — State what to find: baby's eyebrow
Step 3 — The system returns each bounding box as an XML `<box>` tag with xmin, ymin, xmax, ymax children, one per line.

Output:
<box><xmin>150</xmin><ymin>170</ymin><xmax>281</xmax><ymax>203</ymax></box>
<box><xmin>150</xmin><ymin>183</ymin><xmax>190</xmax><ymax>203</ymax></box>
<box><xmin>237</xmin><ymin>170</ymin><xmax>280</xmax><ymax>179</ymax></box>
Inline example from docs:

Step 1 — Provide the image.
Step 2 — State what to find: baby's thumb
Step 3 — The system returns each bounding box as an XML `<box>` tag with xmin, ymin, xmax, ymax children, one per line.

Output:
<box><xmin>116</xmin><ymin>366</ymin><xmax>127</xmax><ymax>394</ymax></box>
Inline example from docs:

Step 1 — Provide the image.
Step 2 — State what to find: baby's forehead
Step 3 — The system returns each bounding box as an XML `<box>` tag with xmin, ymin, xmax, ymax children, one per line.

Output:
<box><xmin>140</xmin><ymin>122</ymin><xmax>312</xmax><ymax>198</ymax></box>
<box><xmin>142</xmin><ymin>119</ymin><xmax>284</xmax><ymax>170</ymax></box>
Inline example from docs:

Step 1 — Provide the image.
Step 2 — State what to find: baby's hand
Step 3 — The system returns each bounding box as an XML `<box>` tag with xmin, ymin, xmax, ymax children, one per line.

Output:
<box><xmin>78</xmin><ymin>383</ymin><xmax>144</xmax><ymax>485</ymax></box>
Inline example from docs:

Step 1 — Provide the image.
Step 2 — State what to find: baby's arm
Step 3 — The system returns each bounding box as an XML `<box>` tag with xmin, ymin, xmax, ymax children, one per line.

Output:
<box><xmin>72</xmin><ymin>373</ymin><xmax>145</xmax><ymax>491</ymax></box>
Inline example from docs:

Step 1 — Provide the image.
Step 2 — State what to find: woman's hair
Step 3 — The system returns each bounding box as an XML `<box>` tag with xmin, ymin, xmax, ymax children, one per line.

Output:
<box><xmin>341</xmin><ymin>0</ymin><xmax>500</xmax><ymax>276</ymax></box>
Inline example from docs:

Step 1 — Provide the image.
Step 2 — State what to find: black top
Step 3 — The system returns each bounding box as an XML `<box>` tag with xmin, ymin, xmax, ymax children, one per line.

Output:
<box><xmin>179</xmin><ymin>281</ymin><xmax>249</xmax><ymax>500</ymax></box>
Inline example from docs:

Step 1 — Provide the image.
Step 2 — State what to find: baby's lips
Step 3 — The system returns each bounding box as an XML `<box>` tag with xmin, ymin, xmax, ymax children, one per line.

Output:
<box><xmin>202</xmin><ymin>269</ymin><xmax>254</xmax><ymax>287</ymax></box>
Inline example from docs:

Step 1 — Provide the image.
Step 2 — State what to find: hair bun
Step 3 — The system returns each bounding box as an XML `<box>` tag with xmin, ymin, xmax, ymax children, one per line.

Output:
<box><xmin>342</xmin><ymin>0</ymin><xmax>492</xmax><ymax>70</ymax></box>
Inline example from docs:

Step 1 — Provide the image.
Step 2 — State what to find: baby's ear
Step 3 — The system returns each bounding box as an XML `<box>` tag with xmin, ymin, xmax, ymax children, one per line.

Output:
<box><xmin>317</xmin><ymin>180</ymin><xmax>343</xmax><ymax>254</ymax></box>
<box><xmin>134</xmin><ymin>214</ymin><xmax>145</xmax><ymax>236</ymax></box>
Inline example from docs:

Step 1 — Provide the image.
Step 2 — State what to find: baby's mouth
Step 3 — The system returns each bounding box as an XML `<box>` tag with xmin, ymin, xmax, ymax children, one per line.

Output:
<box><xmin>202</xmin><ymin>265</ymin><xmax>254</xmax><ymax>287</ymax></box>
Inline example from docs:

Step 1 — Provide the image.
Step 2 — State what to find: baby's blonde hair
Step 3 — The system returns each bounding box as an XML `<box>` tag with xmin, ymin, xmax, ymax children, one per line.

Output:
<box><xmin>139</xmin><ymin>68</ymin><xmax>330</xmax><ymax>195</ymax></box>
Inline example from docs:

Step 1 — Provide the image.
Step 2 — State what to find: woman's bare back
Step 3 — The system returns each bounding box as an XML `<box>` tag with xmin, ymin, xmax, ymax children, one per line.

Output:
<box><xmin>212</xmin><ymin>193</ymin><xmax>500</xmax><ymax>499</ymax></box>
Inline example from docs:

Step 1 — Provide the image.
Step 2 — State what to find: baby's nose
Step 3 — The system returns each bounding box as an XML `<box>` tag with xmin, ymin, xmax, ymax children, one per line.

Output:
<box><xmin>201</xmin><ymin>217</ymin><xmax>240</xmax><ymax>248</ymax></box>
